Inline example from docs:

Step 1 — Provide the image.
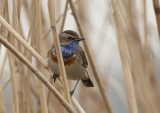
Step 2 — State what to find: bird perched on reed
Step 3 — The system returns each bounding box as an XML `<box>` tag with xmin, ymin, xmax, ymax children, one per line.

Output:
<box><xmin>47</xmin><ymin>30</ymin><xmax>94</xmax><ymax>95</ymax></box>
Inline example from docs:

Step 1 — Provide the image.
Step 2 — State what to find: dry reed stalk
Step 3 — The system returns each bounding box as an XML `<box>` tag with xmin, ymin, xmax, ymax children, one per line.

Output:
<box><xmin>2</xmin><ymin>78</ymin><xmax>10</xmax><ymax>89</ymax></box>
<box><xmin>0</xmin><ymin>2</ymin><xmax>8</xmax><ymax>81</ymax></box>
<box><xmin>2</xmin><ymin>1</ymin><xmax>21</xmax><ymax>113</ymax></box>
<box><xmin>12</xmin><ymin>1</ymin><xmax>30</xmax><ymax>112</ymax></box>
<box><xmin>111</xmin><ymin>1</ymin><xmax>138</xmax><ymax>113</ymax></box>
<box><xmin>42</xmin><ymin>1</ymin><xmax>78</xmax><ymax>41</ymax></box>
<box><xmin>0</xmin><ymin>51</ymin><xmax>7</xmax><ymax>80</ymax></box>
<box><xmin>115</xmin><ymin>1</ymin><xmax>145</xmax><ymax>112</ymax></box>
<box><xmin>30</xmin><ymin>83</ymin><xmax>39</xmax><ymax>100</ymax></box>
<box><xmin>143</xmin><ymin>0</ymin><xmax>147</xmax><ymax>49</ymax></box>
<box><xmin>48</xmin><ymin>0</ymin><xmax>72</xmax><ymax>106</ymax></box>
<box><xmin>25</xmin><ymin>53</ymin><xmax>37</xmax><ymax>113</ymax></box>
<box><xmin>59</xmin><ymin>0</ymin><xmax>68</xmax><ymax>33</ymax></box>
<box><xmin>47</xmin><ymin>76</ymin><xmax>53</xmax><ymax>105</ymax></box>
<box><xmin>144</xmin><ymin>1</ymin><xmax>160</xmax><ymax>112</ymax></box>
<box><xmin>153</xmin><ymin>0</ymin><xmax>160</xmax><ymax>37</ymax></box>
<box><xmin>46</xmin><ymin>69</ymin><xmax>66</xmax><ymax>113</ymax></box>
<box><xmin>143</xmin><ymin>1</ymin><xmax>151</xmax><ymax>113</ymax></box>
<box><xmin>121</xmin><ymin>1</ymin><xmax>160</xmax><ymax>113</ymax></box>
<box><xmin>0</xmin><ymin>0</ymin><xmax>6</xmax><ymax>38</ymax></box>
<box><xmin>8</xmin><ymin>51</ymin><xmax>20</xmax><ymax>113</ymax></box>
<box><xmin>0</xmin><ymin>35</ymin><xmax>75</xmax><ymax>113</ymax></box>
<box><xmin>38</xmin><ymin>41</ymin><xmax>49</xmax><ymax>111</ymax></box>
<box><xmin>37</xmin><ymin>42</ymin><xmax>49</xmax><ymax>113</ymax></box>
<box><xmin>34</xmin><ymin>0</ymin><xmax>48</xmax><ymax>113</ymax></box>
<box><xmin>42</xmin><ymin>0</ymin><xmax>72</xmax><ymax>41</ymax></box>
<box><xmin>116</xmin><ymin>0</ymin><xmax>145</xmax><ymax>108</ymax></box>
<box><xmin>56</xmin><ymin>0</ymin><xmax>79</xmax><ymax>24</ymax></box>
<box><xmin>67</xmin><ymin>0</ymin><xmax>113</xmax><ymax>113</ymax></box>
<box><xmin>29</xmin><ymin>1</ymin><xmax>37</xmax><ymax>48</ymax></box>
<box><xmin>71</xmin><ymin>97</ymin><xmax>85</xmax><ymax>113</ymax></box>
<box><xmin>29</xmin><ymin>95</ymin><xmax>36</xmax><ymax>113</ymax></box>
<box><xmin>20</xmin><ymin>2</ymin><xmax>37</xmax><ymax>112</ymax></box>
<box><xmin>0</xmin><ymin>16</ymin><xmax>48</xmax><ymax>68</ymax></box>
<box><xmin>3</xmin><ymin>1</ymin><xmax>159</xmax><ymax>113</ymax></box>
<box><xmin>26</xmin><ymin>25</ymin><xmax>32</xmax><ymax>42</ymax></box>
<box><xmin>29</xmin><ymin>2</ymin><xmax>41</xmax><ymax>111</ymax></box>
<box><xmin>30</xmin><ymin>82</ymin><xmax>42</xmax><ymax>113</ymax></box>
<box><xmin>109</xmin><ymin>77</ymin><xmax>126</xmax><ymax>105</ymax></box>
<box><xmin>42</xmin><ymin>28</ymin><xmax>51</xmax><ymax>41</ymax></box>
<box><xmin>76</xmin><ymin>2</ymin><xmax>102</xmax><ymax>112</ymax></box>
<box><xmin>0</xmin><ymin>85</ymin><xmax>6</xmax><ymax>113</ymax></box>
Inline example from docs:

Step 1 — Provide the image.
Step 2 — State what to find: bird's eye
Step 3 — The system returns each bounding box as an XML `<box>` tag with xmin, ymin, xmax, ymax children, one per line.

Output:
<box><xmin>66</xmin><ymin>37</ymin><xmax>72</xmax><ymax>40</ymax></box>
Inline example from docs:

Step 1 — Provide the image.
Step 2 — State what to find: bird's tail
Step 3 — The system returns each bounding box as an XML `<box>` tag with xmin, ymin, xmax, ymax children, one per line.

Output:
<box><xmin>81</xmin><ymin>78</ymin><xmax>94</xmax><ymax>87</ymax></box>
<box><xmin>81</xmin><ymin>70</ymin><xmax>94</xmax><ymax>87</ymax></box>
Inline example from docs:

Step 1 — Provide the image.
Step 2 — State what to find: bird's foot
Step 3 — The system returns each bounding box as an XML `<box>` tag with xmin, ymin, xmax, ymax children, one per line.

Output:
<box><xmin>69</xmin><ymin>80</ymin><xmax>80</xmax><ymax>96</ymax></box>
<box><xmin>53</xmin><ymin>73</ymin><xmax>59</xmax><ymax>83</ymax></box>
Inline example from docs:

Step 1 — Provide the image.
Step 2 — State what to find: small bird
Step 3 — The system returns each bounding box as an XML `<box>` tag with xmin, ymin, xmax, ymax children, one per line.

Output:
<box><xmin>47</xmin><ymin>30</ymin><xmax>94</xmax><ymax>95</ymax></box>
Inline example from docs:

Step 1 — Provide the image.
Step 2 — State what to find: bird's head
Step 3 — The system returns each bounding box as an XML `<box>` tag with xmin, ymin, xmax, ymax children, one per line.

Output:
<box><xmin>59</xmin><ymin>30</ymin><xmax>85</xmax><ymax>45</ymax></box>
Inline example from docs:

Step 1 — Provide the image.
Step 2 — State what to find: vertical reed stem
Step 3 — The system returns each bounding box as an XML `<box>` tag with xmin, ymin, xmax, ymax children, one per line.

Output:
<box><xmin>48</xmin><ymin>0</ymin><xmax>72</xmax><ymax>106</ymax></box>
<box><xmin>111</xmin><ymin>1</ymin><xmax>138</xmax><ymax>113</ymax></box>
<box><xmin>153</xmin><ymin>0</ymin><xmax>160</xmax><ymax>37</ymax></box>
<box><xmin>67</xmin><ymin>0</ymin><xmax>113</xmax><ymax>113</ymax></box>
<box><xmin>0</xmin><ymin>86</ymin><xmax>6</xmax><ymax>113</ymax></box>
<box><xmin>59</xmin><ymin>0</ymin><xmax>68</xmax><ymax>33</ymax></box>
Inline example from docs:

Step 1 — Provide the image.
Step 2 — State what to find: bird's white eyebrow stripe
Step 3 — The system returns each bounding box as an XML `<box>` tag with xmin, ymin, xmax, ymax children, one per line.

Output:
<box><xmin>67</xmin><ymin>34</ymin><xmax>77</xmax><ymax>38</ymax></box>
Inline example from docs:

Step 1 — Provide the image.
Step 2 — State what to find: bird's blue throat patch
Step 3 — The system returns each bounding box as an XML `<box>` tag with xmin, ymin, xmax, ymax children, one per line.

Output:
<box><xmin>60</xmin><ymin>40</ymin><xmax>79</xmax><ymax>59</ymax></box>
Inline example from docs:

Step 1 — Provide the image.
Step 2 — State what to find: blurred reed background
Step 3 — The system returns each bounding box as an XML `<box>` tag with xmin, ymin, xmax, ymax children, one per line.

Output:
<box><xmin>0</xmin><ymin>0</ymin><xmax>160</xmax><ymax>113</ymax></box>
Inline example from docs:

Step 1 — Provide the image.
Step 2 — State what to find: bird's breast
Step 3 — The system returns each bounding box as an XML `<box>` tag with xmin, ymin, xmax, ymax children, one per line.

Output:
<box><xmin>50</xmin><ymin>53</ymin><xmax>78</xmax><ymax>66</ymax></box>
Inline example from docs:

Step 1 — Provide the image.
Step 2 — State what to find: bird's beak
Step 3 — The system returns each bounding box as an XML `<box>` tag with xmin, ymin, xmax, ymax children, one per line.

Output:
<box><xmin>76</xmin><ymin>38</ymin><xmax>85</xmax><ymax>41</ymax></box>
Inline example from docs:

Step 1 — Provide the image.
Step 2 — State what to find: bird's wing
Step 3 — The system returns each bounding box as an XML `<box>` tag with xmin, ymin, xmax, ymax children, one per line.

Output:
<box><xmin>76</xmin><ymin>47</ymin><xmax>88</xmax><ymax>68</ymax></box>
<box><xmin>47</xmin><ymin>45</ymin><xmax>55</xmax><ymax>58</ymax></box>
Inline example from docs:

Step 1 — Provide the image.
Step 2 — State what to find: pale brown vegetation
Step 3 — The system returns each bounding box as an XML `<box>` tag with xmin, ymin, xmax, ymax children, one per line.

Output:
<box><xmin>0</xmin><ymin>0</ymin><xmax>160</xmax><ymax>113</ymax></box>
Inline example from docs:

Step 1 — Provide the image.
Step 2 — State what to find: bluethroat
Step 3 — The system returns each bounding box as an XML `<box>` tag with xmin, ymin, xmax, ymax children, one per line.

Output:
<box><xmin>47</xmin><ymin>30</ymin><xmax>94</xmax><ymax>95</ymax></box>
